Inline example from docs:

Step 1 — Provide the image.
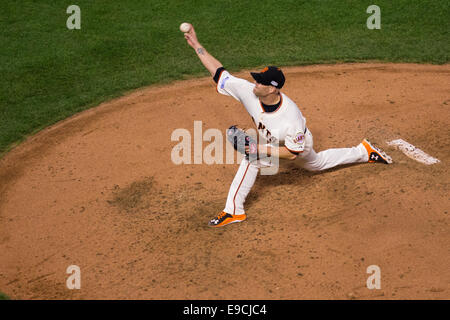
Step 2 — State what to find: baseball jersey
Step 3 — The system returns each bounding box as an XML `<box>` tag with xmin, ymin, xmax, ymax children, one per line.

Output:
<box><xmin>215</xmin><ymin>69</ymin><xmax>307</xmax><ymax>154</ymax></box>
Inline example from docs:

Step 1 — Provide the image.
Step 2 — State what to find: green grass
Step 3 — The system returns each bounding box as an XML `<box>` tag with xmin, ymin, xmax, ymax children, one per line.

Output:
<box><xmin>0</xmin><ymin>0</ymin><xmax>448</xmax><ymax>156</ymax></box>
<box><xmin>0</xmin><ymin>291</ymin><xmax>10</xmax><ymax>300</ymax></box>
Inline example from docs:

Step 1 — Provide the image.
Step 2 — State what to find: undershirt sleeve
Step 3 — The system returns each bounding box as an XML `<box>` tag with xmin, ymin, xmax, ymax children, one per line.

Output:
<box><xmin>213</xmin><ymin>67</ymin><xmax>226</xmax><ymax>84</ymax></box>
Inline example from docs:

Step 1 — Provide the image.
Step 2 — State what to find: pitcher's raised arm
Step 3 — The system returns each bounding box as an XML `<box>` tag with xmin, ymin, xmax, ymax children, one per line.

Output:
<box><xmin>183</xmin><ymin>24</ymin><xmax>223</xmax><ymax>76</ymax></box>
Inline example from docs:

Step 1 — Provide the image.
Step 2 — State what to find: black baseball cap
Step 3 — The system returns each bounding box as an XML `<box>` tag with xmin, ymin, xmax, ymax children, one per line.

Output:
<box><xmin>250</xmin><ymin>66</ymin><xmax>285</xmax><ymax>89</ymax></box>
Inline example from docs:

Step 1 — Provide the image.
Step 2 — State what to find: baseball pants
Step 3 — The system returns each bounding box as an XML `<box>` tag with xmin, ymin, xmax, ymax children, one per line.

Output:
<box><xmin>223</xmin><ymin>129</ymin><xmax>369</xmax><ymax>215</ymax></box>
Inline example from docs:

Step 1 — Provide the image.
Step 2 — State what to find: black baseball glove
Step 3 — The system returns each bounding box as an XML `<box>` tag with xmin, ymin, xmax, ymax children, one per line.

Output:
<box><xmin>226</xmin><ymin>125</ymin><xmax>258</xmax><ymax>161</ymax></box>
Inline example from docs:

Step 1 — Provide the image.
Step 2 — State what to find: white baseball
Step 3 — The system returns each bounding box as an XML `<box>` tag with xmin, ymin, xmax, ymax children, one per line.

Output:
<box><xmin>179</xmin><ymin>22</ymin><xmax>191</xmax><ymax>33</ymax></box>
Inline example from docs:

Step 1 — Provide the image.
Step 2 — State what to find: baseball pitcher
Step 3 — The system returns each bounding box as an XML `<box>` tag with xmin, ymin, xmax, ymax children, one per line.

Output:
<box><xmin>183</xmin><ymin>24</ymin><xmax>393</xmax><ymax>228</ymax></box>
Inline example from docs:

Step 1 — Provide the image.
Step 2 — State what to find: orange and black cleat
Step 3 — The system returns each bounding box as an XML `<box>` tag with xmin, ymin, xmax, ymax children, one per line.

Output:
<box><xmin>208</xmin><ymin>211</ymin><xmax>247</xmax><ymax>227</ymax></box>
<box><xmin>362</xmin><ymin>139</ymin><xmax>393</xmax><ymax>164</ymax></box>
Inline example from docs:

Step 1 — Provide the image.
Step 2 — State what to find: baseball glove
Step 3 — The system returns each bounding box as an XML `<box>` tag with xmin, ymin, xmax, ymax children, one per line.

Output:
<box><xmin>226</xmin><ymin>125</ymin><xmax>258</xmax><ymax>161</ymax></box>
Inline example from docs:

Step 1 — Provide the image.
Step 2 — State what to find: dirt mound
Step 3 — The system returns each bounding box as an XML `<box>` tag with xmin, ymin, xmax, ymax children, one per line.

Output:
<box><xmin>0</xmin><ymin>63</ymin><xmax>449</xmax><ymax>299</ymax></box>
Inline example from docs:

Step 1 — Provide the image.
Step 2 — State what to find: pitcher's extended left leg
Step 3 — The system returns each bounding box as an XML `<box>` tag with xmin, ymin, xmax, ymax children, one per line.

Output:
<box><xmin>299</xmin><ymin>139</ymin><xmax>392</xmax><ymax>172</ymax></box>
<box><xmin>300</xmin><ymin>143</ymin><xmax>368</xmax><ymax>171</ymax></box>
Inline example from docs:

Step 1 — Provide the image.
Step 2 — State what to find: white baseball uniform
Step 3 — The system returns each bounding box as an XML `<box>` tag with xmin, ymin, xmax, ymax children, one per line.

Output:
<box><xmin>216</xmin><ymin>69</ymin><xmax>369</xmax><ymax>215</ymax></box>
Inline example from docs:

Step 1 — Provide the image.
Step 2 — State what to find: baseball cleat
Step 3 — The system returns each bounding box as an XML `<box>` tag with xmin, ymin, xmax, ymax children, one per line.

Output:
<box><xmin>362</xmin><ymin>139</ymin><xmax>393</xmax><ymax>164</ymax></box>
<box><xmin>208</xmin><ymin>211</ymin><xmax>247</xmax><ymax>227</ymax></box>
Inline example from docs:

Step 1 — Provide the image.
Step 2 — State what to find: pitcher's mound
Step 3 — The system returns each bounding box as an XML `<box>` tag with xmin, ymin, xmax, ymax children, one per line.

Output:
<box><xmin>0</xmin><ymin>63</ymin><xmax>449</xmax><ymax>299</ymax></box>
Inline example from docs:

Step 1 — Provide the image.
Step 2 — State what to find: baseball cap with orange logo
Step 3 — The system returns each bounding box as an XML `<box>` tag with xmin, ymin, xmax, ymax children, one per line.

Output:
<box><xmin>250</xmin><ymin>66</ymin><xmax>285</xmax><ymax>89</ymax></box>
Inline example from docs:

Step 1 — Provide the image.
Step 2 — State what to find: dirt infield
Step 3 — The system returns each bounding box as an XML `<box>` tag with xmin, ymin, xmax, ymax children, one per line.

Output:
<box><xmin>0</xmin><ymin>63</ymin><xmax>449</xmax><ymax>299</ymax></box>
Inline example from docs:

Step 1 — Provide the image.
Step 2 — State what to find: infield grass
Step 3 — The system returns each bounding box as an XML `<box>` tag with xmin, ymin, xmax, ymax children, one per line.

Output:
<box><xmin>0</xmin><ymin>0</ymin><xmax>448</xmax><ymax>156</ymax></box>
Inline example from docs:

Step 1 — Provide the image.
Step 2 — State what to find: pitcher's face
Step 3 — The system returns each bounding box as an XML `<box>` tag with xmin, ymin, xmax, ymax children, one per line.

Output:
<box><xmin>253</xmin><ymin>82</ymin><xmax>273</xmax><ymax>97</ymax></box>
